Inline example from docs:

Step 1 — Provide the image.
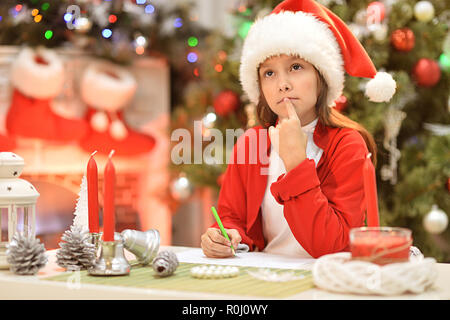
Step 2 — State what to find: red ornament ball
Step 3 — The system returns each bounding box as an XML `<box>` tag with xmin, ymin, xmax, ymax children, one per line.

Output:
<box><xmin>391</xmin><ymin>28</ymin><xmax>415</xmax><ymax>52</ymax></box>
<box><xmin>412</xmin><ymin>58</ymin><xmax>441</xmax><ymax>87</ymax></box>
<box><xmin>446</xmin><ymin>177</ymin><xmax>450</xmax><ymax>193</ymax></box>
<box><xmin>334</xmin><ymin>95</ymin><xmax>348</xmax><ymax>112</ymax></box>
<box><xmin>213</xmin><ymin>90</ymin><xmax>240</xmax><ymax>116</ymax></box>
<box><xmin>367</xmin><ymin>1</ymin><xmax>386</xmax><ymax>24</ymax></box>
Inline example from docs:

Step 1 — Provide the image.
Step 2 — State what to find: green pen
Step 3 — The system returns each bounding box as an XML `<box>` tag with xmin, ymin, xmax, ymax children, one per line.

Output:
<box><xmin>211</xmin><ymin>206</ymin><xmax>235</xmax><ymax>256</ymax></box>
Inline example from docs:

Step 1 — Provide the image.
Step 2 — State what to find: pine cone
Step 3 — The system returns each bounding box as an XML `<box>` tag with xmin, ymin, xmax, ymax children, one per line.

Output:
<box><xmin>152</xmin><ymin>250</ymin><xmax>179</xmax><ymax>277</ymax></box>
<box><xmin>56</xmin><ymin>225</ymin><xmax>96</xmax><ymax>270</ymax></box>
<box><xmin>6</xmin><ymin>232</ymin><xmax>47</xmax><ymax>275</ymax></box>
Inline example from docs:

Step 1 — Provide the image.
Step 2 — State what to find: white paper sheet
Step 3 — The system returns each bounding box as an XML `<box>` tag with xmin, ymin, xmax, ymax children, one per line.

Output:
<box><xmin>176</xmin><ymin>248</ymin><xmax>315</xmax><ymax>270</ymax></box>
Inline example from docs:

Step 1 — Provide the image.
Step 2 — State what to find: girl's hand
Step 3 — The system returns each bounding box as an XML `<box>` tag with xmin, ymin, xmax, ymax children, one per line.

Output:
<box><xmin>201</xmin><ymin>228</ymin><xmax>242</xmax><ymax>258</ymax></box>
<box><xmin>269</xmin><ymin>98</ymin><xmax>307</xmax><ymax>172</ymax></box>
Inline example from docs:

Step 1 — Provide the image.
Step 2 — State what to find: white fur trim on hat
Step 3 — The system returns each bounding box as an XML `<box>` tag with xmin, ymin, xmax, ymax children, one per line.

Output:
<box><xmin>80</xmin><ymin>62</ymin><xmax>137</xmax><ymax>111</ymax></box>
<box><xmin>10</xmin><ymin>47</ymin><xmax>64</xmax><ymax>99</ymax></box>
<box><xmin>365</xmin><ymin>72</ymin><xmax>396</xmax><ymax>103</ymax></box>
<box><xmin>240</xmin><ymin>11</ymin><xmax>345</xmax><ymax>107</ymax></box>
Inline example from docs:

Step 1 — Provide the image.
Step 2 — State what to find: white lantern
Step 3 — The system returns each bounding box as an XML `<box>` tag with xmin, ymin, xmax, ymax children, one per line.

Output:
<box><xmin>0</xmin><ymin>152</ymin><xmax>39</xmax><ymax>269</ymax></box>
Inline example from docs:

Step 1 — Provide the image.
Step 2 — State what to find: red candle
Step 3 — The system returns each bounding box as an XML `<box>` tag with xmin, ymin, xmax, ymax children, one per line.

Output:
<box><xmin>351</xmin><ymin>235</ymin><xmax>411</xmax><ymax>265</ymax></box>
<box><xmin>363</xmin><ymin>153</ymin><xmax>379</xmax><ymax>227</ymax></box>
<box><xmin>87</xmin><ymin>151</ymin><xmax>99</xmax><ymax>233</ymax></box>
<box><xmin>103</xmin><ymin>150</ymin><xmax>116</xmax><ymax>241</ymax></box>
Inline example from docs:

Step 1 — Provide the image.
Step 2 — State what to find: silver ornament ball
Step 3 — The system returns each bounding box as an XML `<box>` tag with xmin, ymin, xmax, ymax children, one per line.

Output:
<box><xmin>423</xmin><ymin>205</ymin><xmax>448</xmax><ymax>234</ymax></box>
<box><xmin>170</xmin><ymin>175</ymin><xmax>193</xmax><ymax>201</ymax></box>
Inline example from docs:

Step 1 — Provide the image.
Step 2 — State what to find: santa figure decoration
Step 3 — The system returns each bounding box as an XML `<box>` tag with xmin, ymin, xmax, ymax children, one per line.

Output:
<box><xmin>79</xmin><ymin>61</ymin><xmax>155</xmax><ymax>156</ymax></box>
<box><xmin>6</xmin><ymin>47</ymin><xmax>88</xmax><ymax>142</ymax></box>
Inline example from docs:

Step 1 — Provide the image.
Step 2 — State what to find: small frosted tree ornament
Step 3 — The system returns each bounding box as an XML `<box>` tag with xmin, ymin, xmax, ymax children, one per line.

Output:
<box><xmin>72</xmin><ymin>174</ymin><xmax>89</xmax><ymax>232</ymax></box>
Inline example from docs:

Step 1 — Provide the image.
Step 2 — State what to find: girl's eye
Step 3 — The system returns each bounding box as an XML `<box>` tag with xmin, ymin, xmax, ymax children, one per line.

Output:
<box><xmin>292</xmin><ymin>63</ymin><xmax>302</xmax><ymax>71</ymax></box>
<box><xmin>265</xmin><ymin>70</ymin><xmax>273</xmax><ymax>77</ymax></box>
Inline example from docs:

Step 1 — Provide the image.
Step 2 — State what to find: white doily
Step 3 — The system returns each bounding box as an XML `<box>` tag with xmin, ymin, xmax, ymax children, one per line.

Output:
<box><xmin>312</xmin><ymin>252</ymin><xmax>437</xmax><ymax>296</ymax></box>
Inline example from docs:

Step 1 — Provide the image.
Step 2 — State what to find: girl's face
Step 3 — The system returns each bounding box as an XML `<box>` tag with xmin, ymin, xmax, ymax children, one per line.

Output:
<box><xmin>258</xmin><ymin>54</ymin><xmax>319</xmax><ymax>125</ymax></box>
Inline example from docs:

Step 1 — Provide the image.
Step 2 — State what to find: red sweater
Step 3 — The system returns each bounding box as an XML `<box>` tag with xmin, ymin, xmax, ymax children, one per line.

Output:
<box><xmin>212</xmin><ymin>119</ymin><xmax>372</xmax><ymax>258</ymax></box>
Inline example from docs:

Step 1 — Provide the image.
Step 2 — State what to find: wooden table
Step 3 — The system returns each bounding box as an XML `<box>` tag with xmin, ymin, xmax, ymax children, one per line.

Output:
<box><xmin>0</xmin><ymin>246</ymin><xmax>449</xmax><ymax>300</ymax></box>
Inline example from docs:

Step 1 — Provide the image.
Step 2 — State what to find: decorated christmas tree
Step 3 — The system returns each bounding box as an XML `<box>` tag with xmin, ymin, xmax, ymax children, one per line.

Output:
<box><xmin>0</xmin><ymin>0</ymin><xmax>205</xmax><ymax>64</ymax></box>
<box><xmin>0</xmin><ymin>0</ymin><xmax>448</xmax><ymax>261</ymax></box>
<box><xmin>170</xmin><ymin>0</ymin><xmax>450</xmax><ymax>262</ymax></box>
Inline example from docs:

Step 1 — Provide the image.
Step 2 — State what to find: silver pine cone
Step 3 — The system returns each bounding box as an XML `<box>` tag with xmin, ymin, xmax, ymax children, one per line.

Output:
<box><xmin>152</xmin><ymin>250</ymin><xmax>179</xmax><ymax>277</ymax></box>
<box><xmin>6</xmin><ymin>232</ymin><xmax>47</xmax><ymax>275</ymax></box>
<box><xmin>56</xmin><ymin>225</ymin><xmax>96</xmax><ymax>270</ymax></box>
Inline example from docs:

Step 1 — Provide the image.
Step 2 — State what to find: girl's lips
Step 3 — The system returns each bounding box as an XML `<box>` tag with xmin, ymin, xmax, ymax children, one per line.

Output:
<box><xmin>278</xmin><ymin>97</ymin><xmax>298</xmax><ymax>104</ymax></box>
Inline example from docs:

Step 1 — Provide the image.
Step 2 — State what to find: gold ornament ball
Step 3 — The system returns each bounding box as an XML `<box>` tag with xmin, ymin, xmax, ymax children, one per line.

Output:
<box><xmin>354</xmin><ymin>9</ymin><xmax>367</xmax><ymax>26</ymax></box>
<box><xmin>371</xmin><ymin>23</ymin><xmax>388</xmax><ymax>42</ymax></box>
<box><xmin>400</xmin><ymin>3</ymin><xmax>413</xmax><ymax>21</ymax></box>
<box><xmin>414</xmin><ymin>1</ymin><xmax>435</xmax><ymax>22</ymax></box>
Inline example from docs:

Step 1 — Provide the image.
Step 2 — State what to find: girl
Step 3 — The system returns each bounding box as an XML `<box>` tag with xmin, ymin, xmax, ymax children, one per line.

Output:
<box><xmin>201</xmin><ymin>0</ymin><xmax>396</xmax><ymax>259</ymax></box>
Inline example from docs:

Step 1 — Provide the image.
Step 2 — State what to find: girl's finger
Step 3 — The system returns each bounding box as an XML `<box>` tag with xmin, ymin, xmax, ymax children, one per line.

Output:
<box><xmin>202</xmin><ymin>233</ymin><xmax>232</xmax><ymax>257</ymax></box>
<box><xmin>226</xmin><ymin>229</ymin><xmax>242</xmax><ymax>248</ymax></box>
<box><xmin>284</xmin><ymin>98</ymin><xmax>299</xmax><ymax>121</ymax></box>
<box><xmin>202</xmin><ymin>241</ymin><xmax>227</xmax><ymax>258</ymax></box>
<box><xmin>208</xmin><ymin>228</ymin><xmax>230</xmax><ymax>246</ymax></box>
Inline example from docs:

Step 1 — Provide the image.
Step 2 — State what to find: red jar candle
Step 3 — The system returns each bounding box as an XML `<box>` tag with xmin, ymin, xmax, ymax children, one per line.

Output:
<box><xmin>350</xmin><ymin>227</ymin><xmax>412</xmax><ymax>265</ymax></box>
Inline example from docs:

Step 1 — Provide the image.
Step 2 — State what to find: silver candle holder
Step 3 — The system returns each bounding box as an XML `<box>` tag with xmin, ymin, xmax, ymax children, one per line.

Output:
<box><xmin>88</xmin><ymin>233</ymin><xmax>130</xmax><ymax>276</ymax></box>
<box><xmin>89</xmin><ymin>232</ymin><xmax>101</xmax><ymax>253</ymax></box>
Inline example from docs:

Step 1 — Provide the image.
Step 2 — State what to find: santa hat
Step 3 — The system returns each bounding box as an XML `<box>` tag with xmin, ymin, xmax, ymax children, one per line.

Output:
<box><xmin>240</xmin><ymin>0</ymin><xmax>396</xmax><ymax>107</ymax></box>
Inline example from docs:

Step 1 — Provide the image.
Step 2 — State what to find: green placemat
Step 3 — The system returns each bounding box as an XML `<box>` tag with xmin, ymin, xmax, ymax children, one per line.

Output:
<box><xmin>44</xmin><ymin>263</ymin><xmax>314</xmax><ymax>298</ymax></box>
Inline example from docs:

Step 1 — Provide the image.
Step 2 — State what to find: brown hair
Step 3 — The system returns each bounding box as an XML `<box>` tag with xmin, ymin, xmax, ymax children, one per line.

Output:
<box><xmin>256</xmin><ymin>68</ymin><xmax>377</xmax><ymax>166</ymax></box>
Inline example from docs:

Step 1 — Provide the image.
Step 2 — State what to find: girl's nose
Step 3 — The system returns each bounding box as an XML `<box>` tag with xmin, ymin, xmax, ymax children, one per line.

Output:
<box><xmin>279</xmin><ymin>78</ymin><xmax>292</xmax><ymax>92</ymax></box>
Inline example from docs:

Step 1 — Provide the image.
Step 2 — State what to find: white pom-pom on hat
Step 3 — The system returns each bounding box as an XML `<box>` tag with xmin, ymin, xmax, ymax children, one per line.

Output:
<box><xmin>365</xmin><ymin>72</ymin><xmax>397</xmax><ymax>103</ymax></box>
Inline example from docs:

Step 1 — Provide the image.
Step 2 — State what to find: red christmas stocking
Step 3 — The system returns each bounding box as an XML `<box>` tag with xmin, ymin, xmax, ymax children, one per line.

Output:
<box><xmin>79</xmin><ymin>62</ymin><xmax>156</xmax><ymax>156</ymax></box>
<box><xmin>6</xmin><ymin>47</ymin><xmax>88</xmax><ymax>142</ymax></box>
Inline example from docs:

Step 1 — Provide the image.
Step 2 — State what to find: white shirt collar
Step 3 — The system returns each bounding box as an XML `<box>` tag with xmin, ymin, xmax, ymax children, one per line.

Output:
<box><xmin>301</xmin><ymin>117</ymin><xmax>319</xmax><ymax>134</ymax></box>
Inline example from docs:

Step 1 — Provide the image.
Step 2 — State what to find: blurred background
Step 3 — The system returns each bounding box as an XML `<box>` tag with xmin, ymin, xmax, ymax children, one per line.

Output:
<box><xmin>0</xmin><ymin>0</ymin><xmax>448</xmax><ymax>262</ymax></box>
